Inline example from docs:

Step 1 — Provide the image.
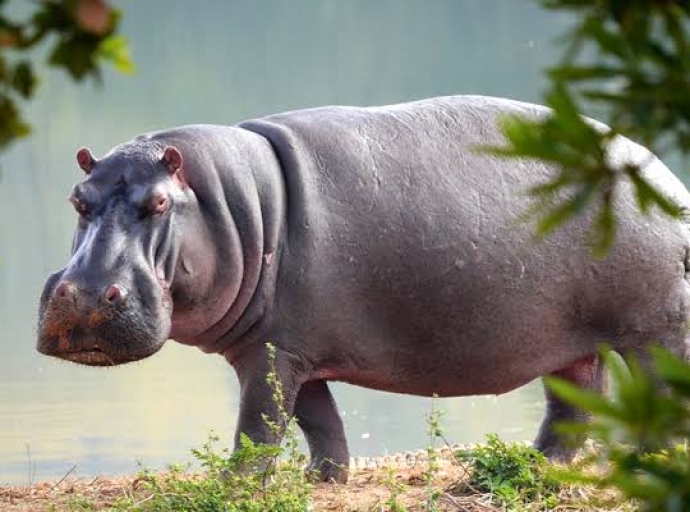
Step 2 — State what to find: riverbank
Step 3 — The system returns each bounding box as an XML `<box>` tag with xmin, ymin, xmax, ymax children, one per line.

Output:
<box><xmin>0</xmin><ymin>446</ymin><xmax>632</xmax><ymax>511</ymax></box>
<box><xmin>3</xmin><ymin>461</ymin><xmax>462</xmax><ymax>512</ymax></box>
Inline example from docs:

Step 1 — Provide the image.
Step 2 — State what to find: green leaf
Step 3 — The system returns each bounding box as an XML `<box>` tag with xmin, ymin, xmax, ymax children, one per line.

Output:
<box><xmin>238</xmin><ymin>432</ymin><xmax>256</xmax><ymax>450</ymax></box>
<box><xmin>48</xmin><ymin>34</ymin><xmax>100</xmax><ymax>80</ymax></box>
<box><xmin>546</xmin><ymin>86</ymin><xmax>604</xmax><ymax>154</ymax></box>
<box><xmin>528</xmin><ymin>172</ymin><xmax>575</xmax><ymax>198</ymax></box>
<box><xmin>652</xmin><ymin>347</ymin><xmax>690</xmax><ymax>396</ymax></box>
<box><xmin>546</xmin><ymin>376</ymin><xmax>624</xmax><ymax>419</ymax></box>
<box><xmin>0</xmin><ymin>94</ymin><xmax>31</xmax><ymax>149</ymax></box>
<box><xmin>31</xmin><ymin>1</ymin><xmax>72</xmax><ymax>35</ymax></box>
<box><xmin>582</xmin><ymin>16</ymin><xmax>633</xmax><ymax>61</ymax></box>
<box><xmin>97</xmin><ymin>35</ymin><xmax>135</xmax><ymax>74</ymax></box>
<box><xmin>549</xmin><ymin>64</ymin><xmax>624</xmax><ymax>82</ymax></box>
<box><xmin>626</xmin><ymin>166</ymin><xmax>683</xmax><ymax>217</ymax></box>
<box><xmin>589</xmin><ymin>191</ymin><xmax>616</xmax><ymax>258</ymax></box>
<box><xmin>536</xmin><ymin>181</ymin><xmax>598</xmax><ymax>237</ymax></box>
<box><xmin>535</xmin><ymin>195</ymin><xmax>581</xmax><ymax>236</ymax></box>
<box><xmin>664</xmin><ymin>7</ymin><xmax>689</xmax><ymax>55</ymax></box>
<box><xmin>11</xmin><ymin>60</ymin><xmax>37</xmax><ymax>99</ymax></box>
<box><xmin>602</xmin><ymin>349</ymin><xmax>632</xmax><ymax>390</ymax></box>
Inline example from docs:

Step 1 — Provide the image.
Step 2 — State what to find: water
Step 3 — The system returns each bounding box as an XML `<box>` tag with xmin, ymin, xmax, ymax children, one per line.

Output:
<box><xmin>0</xmin><ymin>1</ymin><xmax>572</xmax><ymax>484</ymax></box>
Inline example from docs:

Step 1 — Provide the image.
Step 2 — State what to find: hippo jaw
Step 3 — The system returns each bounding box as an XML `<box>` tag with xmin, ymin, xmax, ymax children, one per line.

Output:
<box><xmin>38</xmin><ymin>329</ymin><xmax>162</xmax><ymax>367</ymax></box>
<box><xmin>38</xmin><ymin>337</ymin><xmax>166</xmax><ymax>367</ymax></box>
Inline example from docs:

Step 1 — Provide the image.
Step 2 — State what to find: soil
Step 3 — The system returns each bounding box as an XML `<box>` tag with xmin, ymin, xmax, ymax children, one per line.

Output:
<box><xmin>0</xmin><ymin>451</ymin><xmax>627</xmax><ymax>511</ymax></box>
<box><xmin>0</xmin><ymin>457</ymin><xmax>494</xmax><ymax>512</ymax></box>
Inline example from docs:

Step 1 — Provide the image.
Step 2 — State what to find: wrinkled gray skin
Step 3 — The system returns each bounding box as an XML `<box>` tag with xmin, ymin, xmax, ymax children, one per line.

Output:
<box><xmin>38</xmin><ymin>96</ymin><xmax>690</xmax><ymax>483</ymax></box>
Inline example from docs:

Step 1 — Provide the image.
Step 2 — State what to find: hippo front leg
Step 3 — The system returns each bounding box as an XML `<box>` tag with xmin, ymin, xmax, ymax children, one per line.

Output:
<box><xmin>231</xmin><ymin>347</ymin><xmax>305</xmax><ymax>468</ymax></box>
<box><xmin>294</xmin><ymin>380</ymin><xmax>350</xmax><ymax>483</ymax></box>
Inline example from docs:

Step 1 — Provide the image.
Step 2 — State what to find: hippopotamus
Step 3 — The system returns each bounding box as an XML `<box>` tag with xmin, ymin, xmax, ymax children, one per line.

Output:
<box><xmin>37</xmin><ymin>96</ymin><xmax>690</xmax><ymax>483</ymax></box>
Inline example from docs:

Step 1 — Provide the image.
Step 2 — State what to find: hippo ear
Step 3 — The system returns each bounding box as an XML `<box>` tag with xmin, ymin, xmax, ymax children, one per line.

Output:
<box><xmin>76</xmin><ymin>147</ymin><xmax>95</xmax><ymax>174</ymax></box>
<box><xmin>161</xmin><ymin>146</ymin><xmax>183</xmax><ymax>175</ymax></box>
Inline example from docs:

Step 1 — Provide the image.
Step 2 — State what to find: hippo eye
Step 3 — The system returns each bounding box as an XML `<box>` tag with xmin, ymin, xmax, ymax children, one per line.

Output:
<box><xmin>144</xmin><ymin>193</ymin><xmax>170</xmax><ymax>217</ymax></box>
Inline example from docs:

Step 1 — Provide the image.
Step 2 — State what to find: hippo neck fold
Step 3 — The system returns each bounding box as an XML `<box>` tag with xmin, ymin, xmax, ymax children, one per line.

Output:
<box><xmin>157</xmin><ymin>126</ymin><xmax>285</xmax><ymax>355</ymax></box>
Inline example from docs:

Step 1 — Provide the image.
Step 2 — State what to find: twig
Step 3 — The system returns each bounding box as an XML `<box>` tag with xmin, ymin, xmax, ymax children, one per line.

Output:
<box><xmin>48</xmin><ymin>464</ymin><xmax>77</xmax><ymax>492</ymax></box>
<box><xmin>441</xmin><ymin>491</ymin><xmax>499</xmax><ymax>511</ymax></box>
<box><xmin>24</xmin><ymin>443</ymin><xmax>35</xmax><ymax>487</ymax></box>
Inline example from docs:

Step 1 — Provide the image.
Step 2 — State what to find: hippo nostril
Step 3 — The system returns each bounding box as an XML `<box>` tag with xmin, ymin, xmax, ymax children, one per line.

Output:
<box><xmin>54</xmin><ymin>281</ymin><xmax>76</xmax><ymax>301</ymax></box>
<box><xmin>104</xmin><ymin>284</ymin><xmax>126</xmax><ymax>304</ymax></box>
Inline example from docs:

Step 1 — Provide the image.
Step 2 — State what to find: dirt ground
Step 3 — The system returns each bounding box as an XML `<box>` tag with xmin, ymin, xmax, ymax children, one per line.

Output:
<box><xmin>0</xmin><ymin>451</ymin><xmax>628</xmax><ymax>511</ymax></box>
<box><xmin>0</xmin><ymin>459</ymin><xmax>496</xmax><ymax>512</ymax></box>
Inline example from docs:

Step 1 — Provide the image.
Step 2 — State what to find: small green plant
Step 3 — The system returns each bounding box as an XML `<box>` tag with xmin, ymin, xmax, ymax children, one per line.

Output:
<box><xmin>455</xmin><ymin>434</ymin><xmax>561</xmax><ymax>511</ymax></box>
<box><xmin>111</xmin><ymin>342</ymin><xmax>312</xmax><ymax>511</ymax></box>
<box><xmin>64</xmin><ymin>496</ymin><xmax>96</xmax><ymax>511</ymax></box>
<box><xmin>381</xmin><ymin>467</ymin><xmax>409</xmax><ymax>512</ymax></box>
<box><xmin>548</xmin><ymin>347</ymin><xmax>690</xmax><ymax>512</ymax></box>
<box><xmin>423</xmin><ymin>396</ymin><xmax>444</xmax><ymax>511</ymax></box>
<box><xmin>263</xmin><ymin>343</ymin><xmax>307</xmax><ymax>479</ymax></box>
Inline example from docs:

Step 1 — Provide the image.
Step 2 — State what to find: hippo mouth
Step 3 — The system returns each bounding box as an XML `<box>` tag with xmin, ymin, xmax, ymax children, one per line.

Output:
<box><xmin>37</xmin><ymin>300</ymin><xmax>169</xmax><ymax>367</ymax></box>
<box><xmin>59</xmin><ymin>345</ymin><xmax>164</xmax><ymax>366</ymax></box>
<box><xmin>59</xmin><ymin>345</ymin><xmax>114</xmax><ymax>366</ymax></box>
<box><xmin>38</xmin><ymin>332</ymin><xmax>166</xmax><ymax>366</ymax></box>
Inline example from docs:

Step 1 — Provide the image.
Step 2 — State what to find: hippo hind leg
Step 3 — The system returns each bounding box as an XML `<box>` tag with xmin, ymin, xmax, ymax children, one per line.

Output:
<box><xmin>294</xmin><ymin>380</ymin><xmax>350</xmax><ymax>483</ymax></box>
<box><xmin>534</xmin><ymin>354</ymin><xmax>605</xmax><ymax>462</ymax></box>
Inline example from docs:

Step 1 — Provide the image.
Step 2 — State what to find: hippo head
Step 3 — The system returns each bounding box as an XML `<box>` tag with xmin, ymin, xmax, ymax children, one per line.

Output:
<box><xmin>37</xmin><ymin>144</ymin><xmax>191</xmax><ymax>365</ymax></box>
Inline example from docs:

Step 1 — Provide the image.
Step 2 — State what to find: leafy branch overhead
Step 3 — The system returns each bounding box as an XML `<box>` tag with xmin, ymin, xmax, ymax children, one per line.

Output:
<box><xmin>490</xmin><ymin>0</ymin><xmax>690</xmax><ymax>256</ymax></box>
<box><xmin>0</xmin><ymin>0</ymin><xmax>133</xmax><ymax>157</ymax></box>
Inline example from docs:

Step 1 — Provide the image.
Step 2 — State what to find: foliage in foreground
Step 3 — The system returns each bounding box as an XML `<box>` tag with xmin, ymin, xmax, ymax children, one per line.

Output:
<box><xmin>491</xmin><ymin>0</ymin><xmax>690</xmax><ymax>256</ymax></box>
<box><xmin>44</xmin><ymin>426</ymin><xmax>636</xmax><ymax>511</ymax></box>
<box><xmin>109</xmin><ymin>433</ymin><xmax>310</xmax><ymax>512</ymax></box>
<box><xmin>549</xmin><ymin>347</ymin><xmax>690</xmax><ymax>512</ymax></box>
<box><xmin>0</xmin><ymin>0</ymin><xmax>133</xmax><ymax>162</ymax></box>
<box><xmin>502</xmin><ymin>2</ymin><xmax>690</xmax><ymax>509</ymax></box>
<box><xmin>455</xmin><ymin>434</ymin><xmax>562</xmax><ymax>511</ymax></box>
<box><xmin>111</xmin><ymin>343</ymin><xmax>312</xmax><ymax>512</ymax></box>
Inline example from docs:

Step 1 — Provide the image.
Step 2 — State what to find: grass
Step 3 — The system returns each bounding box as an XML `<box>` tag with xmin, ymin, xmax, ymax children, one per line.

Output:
<box><xmin>106</xmin><ymin>433</ymin><xmax>310</xmax><ymax>511</ymax></box>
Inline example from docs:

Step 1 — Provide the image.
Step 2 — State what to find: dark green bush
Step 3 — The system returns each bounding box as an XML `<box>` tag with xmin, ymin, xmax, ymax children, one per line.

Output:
<box><xmin>456</xmin><ymin>434</ymin><xmax>562</xmax><ymax>510</ymax></box>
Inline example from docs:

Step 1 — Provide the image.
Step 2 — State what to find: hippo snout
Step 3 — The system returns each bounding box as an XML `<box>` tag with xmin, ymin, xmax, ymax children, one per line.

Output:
<box><xmin>37</xmin><ymin>276</ymin><xmax>171</xmax><ymax>366</ymax></box>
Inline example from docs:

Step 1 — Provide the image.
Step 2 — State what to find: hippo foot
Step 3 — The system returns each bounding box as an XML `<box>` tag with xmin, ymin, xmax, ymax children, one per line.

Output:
<box><xmin>538</xmin><ymin>444</ymin><xmax>579</xmax><ymax>465</ymax></box>
<box><xmin>533</xmin><ymin>431</ymin><xmax>582</xmax><ymax>465</ymax></box>
<box><xmin>306</xmin><ymin>457</ymin><xmax>349</xmax><ymax>484</ymax></box>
